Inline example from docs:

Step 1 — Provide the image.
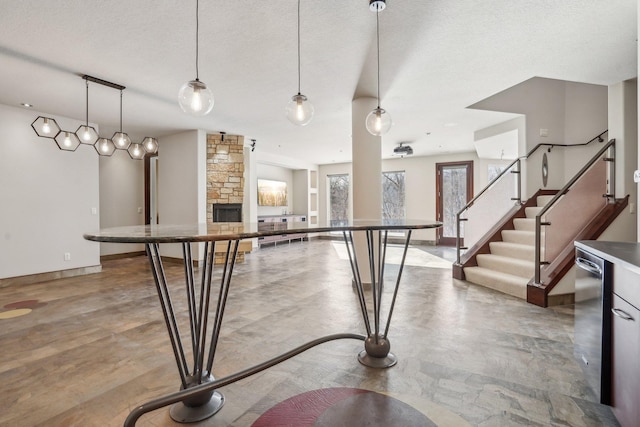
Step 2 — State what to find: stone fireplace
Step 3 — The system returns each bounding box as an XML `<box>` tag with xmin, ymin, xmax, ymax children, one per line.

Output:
<box><xmin>206</xmin><ymin>133</ymin><xmax>248</xmax><ymax>263</ymax></box>
<box><xmin>206</xmin><ymin>133</ymin><xmax>244</xmax><ymax>220</ymax></box>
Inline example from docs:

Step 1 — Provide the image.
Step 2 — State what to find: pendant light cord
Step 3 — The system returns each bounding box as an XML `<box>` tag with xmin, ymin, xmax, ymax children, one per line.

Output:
<box><xmin>119</xmin><ymin>90</ymin><xmax>123</xmax><ymax>132</ymax></box>
<box><xmin>376</xmin><ymin>10</ymin><xmax>381</xmax><ymax>108</ymax></box>
<box><xmin>297</xmin><ymin>0</ymin><xmax>301</xmax><ymax>94</ymax></box>
<box><xmin>195</xmin><ymin>0</ymin><xmax>200</xmax><ymax>80</ymax></box>
<box><xmin>85</xmin><ymin>80</ymin><xmax>89</xmax><ymax>126</ymax></box>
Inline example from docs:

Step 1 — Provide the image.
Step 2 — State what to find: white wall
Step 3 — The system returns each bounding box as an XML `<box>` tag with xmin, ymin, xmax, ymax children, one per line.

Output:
<box><xmin>564</xmin><ymin>82</ymin><xmax>610</xmax><ymax>146</ymax></box>
<box><xmin>471</xmin><ymin>77</ymin><xmax>608</xmax><ymax>197</ymax></box>
<box><xmin>608</xmin><ymin>79</ymin><xmax>638</xmax><ymax>241</ymax></box>
<box><xmin>318</xmin><ymin>152</ymin><xmax>485</xmax><ymax>242</ymax></box>
<box><xmin>98</xmin><ymin>152</ymin><xmax>145</xmax><ymax>256</ymax></box>
<box><xmin>0</xmin><ymin>104</ymin><xmax>100</xmax><ymax>279</ymax></box>
<box><xmin>157</xmin><ymin>130</ymin><xmax>206</xmax><ymax>259</ymax></box>
<box><xmin>244</xmin><ymin>146</ymin><xmax>258</xmax><ymax>224</ymax></box>
<box><xmin>561</xmin><ymin>82</ymin><xmax>610</xmax><ymax>185</ymax></box>
<box><xmin>292</xmin><ymin>169</ymin><xmax>309</xmax><ymax>215</ymax></box>
<box><xmin>473</xmin><ymin>116</ymin><xmax>525</xmax><ymax>161</ymax></box>
<box><xmin>256</xmin><ymin>163</ymin><xmax>294</xmax><ymax>216</ymax></box>
<box><xmin>384</xmin><ymin>152</ymin><xmax>482</xmax><ymax>241</ymax></box>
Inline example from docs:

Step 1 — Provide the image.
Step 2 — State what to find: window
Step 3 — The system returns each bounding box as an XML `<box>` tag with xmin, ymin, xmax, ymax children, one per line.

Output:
<box><xmin>328</xmin><ymin>174</ymin><xmax>349</xmax><ymax>226</ymax></box>
<box><xmin>382</xmin><ymin>171</ymin><xmax>405</xmax><ymax>220</ymax></box>
<box><xmin>327</xmin><ymin>171</ymin><xmax>405</xmax><ymax>228</ymax></box>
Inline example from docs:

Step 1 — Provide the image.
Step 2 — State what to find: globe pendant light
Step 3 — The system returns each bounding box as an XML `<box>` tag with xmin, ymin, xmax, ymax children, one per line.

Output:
<box><xmin>286</xmin><ymin>0</ymin><xmax>313</xmax><ymax>126</ymax></box>
<box><xmin>178</xmin><ymin>0</ymin><xmax>214</xmax><ymax>116</ymax></box>
<box><xmin>365</xmin><ymin>0</ymin><xmax>392</xmax><ymax>136</ymax></box>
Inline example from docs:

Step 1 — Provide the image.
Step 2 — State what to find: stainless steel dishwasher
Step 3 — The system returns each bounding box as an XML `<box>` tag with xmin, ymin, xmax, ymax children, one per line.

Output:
<box><xmin>574</xmin><ymin>247</ymin><xmax>612</xmax><ymax>405</ymax></box>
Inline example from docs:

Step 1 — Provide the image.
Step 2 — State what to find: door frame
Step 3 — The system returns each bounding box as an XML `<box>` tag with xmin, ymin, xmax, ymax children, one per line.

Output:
<box><xmin>436</xmin><ymin>161</ymin><xmax>473</xmax><ymax>246</ymax></box>
<box><xmin>144</xmin><ymin>154</ymin><xmax>158</xmax><ymax>225</ymax></box>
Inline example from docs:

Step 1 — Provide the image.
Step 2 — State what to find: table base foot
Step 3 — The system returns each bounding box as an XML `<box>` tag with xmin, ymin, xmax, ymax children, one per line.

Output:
<box><xmin>357</xmin><ymin>350</ymin><xmax>397</xmax><ymax>368</ymax></box>
<box><xmin>169</xmin><ymin>391</ymin><xmax>225</xmax><ymax>423</ymax></box>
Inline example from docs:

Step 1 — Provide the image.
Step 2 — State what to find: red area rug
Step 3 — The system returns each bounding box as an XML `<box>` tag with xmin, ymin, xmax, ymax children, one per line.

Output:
<box><xmin>252</xmin><ymin>387</ymin><xmax>436</xmax><ymax>426</ymax></box>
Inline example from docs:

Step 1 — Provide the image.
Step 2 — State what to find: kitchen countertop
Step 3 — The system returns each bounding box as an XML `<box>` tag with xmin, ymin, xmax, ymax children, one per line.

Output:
<box><xmin>575</xmin><ymin>241</ymin><xmax>640</xmax><ymax>275</ymax></box>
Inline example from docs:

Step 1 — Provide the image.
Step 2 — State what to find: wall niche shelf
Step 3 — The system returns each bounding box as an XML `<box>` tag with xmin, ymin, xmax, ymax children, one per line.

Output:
<box><xmin>293</xmin><ymin>169</ymin><xmax>319</xmax><ymax>230</ymax></box>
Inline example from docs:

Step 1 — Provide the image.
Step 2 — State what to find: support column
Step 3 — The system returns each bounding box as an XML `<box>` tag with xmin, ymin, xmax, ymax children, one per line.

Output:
<box><xmin>352</xmin><ymin>97</ymin><xmax>382</xmax><ymax>220</ymax></box>
<box><xmin>352</xmin><ymin>97</ymin><xmax>382</xmax><ymax>284</ymax></box>
<box><xmin>608</xmin><ymin>80</ymin><xmax>638</xmax><ymax>241</ymax></box>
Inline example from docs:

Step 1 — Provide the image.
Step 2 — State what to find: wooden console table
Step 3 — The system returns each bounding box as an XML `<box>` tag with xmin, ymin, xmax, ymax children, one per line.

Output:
<box><xmin>84</xmin><ymin>219</ymin><xmax>441</xmax><ymax>426</ymax></box>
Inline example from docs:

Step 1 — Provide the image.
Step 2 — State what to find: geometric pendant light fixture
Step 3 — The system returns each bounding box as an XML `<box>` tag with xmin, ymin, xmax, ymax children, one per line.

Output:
<box><xmin>95</xmin><ymin>137</ymin><xmax>117</xmax><ymax>156</ymax></box>
<box><xmin>112</xmin><ymin>90</ymin><xmax>132</xmax><ymax>150</ymax></box>
<box><xmin>54</xmin><ymin>131</ymin><xmax>81</xmax><ymax>151</ymax></box>
<box><xmin>141</xmin><ymin>136</ymin><xmax>159</xmax><ymax>154</ymax></box>
<box><xmin>178</xmin><ymin>0</ymin><xmax>214</xmax><ymax>116</ymax></box>
<box><xmin>31</xmin><ymin>116</ymin><xmax>61</xmax><ymax>139</ymax></box>
<box><xmin>365</xmin><ymin>0</ymin><xmax>392</xmax><ymax>136</ymax></box>
<box><xmin>75</xmin><ymin>78</ymin><xmax>99</xmax><ymax>145</ymax></box>
<box><xmin>31</xmin><ymin>74</ymin><xmax>157</xmax><ymax>160</ymax></box>
<box><xmin>127</xmin><ymin>140</ymin><xmax>146</xmax><ymax>160</ymax></box>
<box><xmin>285</xmin><ymin>0</ymin><xmax>314</xmax><ymax>126</ymax></box>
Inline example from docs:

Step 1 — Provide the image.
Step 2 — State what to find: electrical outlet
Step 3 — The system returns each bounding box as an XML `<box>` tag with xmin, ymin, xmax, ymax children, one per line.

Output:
<box><xmin>634</xmin><ymin>170</ymin><xmax>640</xmax><ymax>183</ymax></box>
<box><xmin>64</xmin><ymin>252</ymin><xmax>71</xmax><ymax>261</ymax></box>
<box><xmin>137</xmin><ymin>207</ymin><xmax>143</xmax><ymax>214</ymax></box>
<box><xmin>91</xmin><ymin>207</ymin><xmax>97</xmax><ymax>215</ymax></box>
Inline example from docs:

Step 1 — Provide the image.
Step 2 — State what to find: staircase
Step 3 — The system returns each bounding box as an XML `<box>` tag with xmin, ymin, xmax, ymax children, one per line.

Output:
<box><xmin>453</xmin><ymin>133</ymin><xmax>625</xmax><ymax>306</ymax></box>
<box><xmin>463</xmin><ymin>195</ymin><xmax>554</xmax><ymax>299</ymax></box>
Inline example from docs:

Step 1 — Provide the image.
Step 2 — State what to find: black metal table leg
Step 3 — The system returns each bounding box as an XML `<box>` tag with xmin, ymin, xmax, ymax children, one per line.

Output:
<box><xmin>342</xmin><ymin>229</ymin><xmax>413</xmax><ymax>368</ymax></box>
<box><xmin>145</xmin><ymin>239</ymin><xmax>239</xmax><ymax>422</ymax></box>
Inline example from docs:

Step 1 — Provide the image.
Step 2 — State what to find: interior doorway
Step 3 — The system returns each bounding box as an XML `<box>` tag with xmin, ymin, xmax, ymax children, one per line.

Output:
<box><xmin>144</xmin><ymin>155</ymin><xmax>158</xmax><ymax>225</ymax></box>
<box><xmin>436</xmin><ymin>161</ymin><xmax>473</xmax><ymax>246</ymax></box>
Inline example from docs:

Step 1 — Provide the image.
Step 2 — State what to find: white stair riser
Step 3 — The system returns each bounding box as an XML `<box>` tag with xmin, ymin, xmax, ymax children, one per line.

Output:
<box><xmin>536</xmin><ymin>195</ymin><xmax>555</xmax><ymax>206</ymax></box>
<box><xmin>489</xmin><ymin>242</ymin><xmax>544</xmax><ymax>261</ymax></box>
<box><xmin>476</xmin><ymin>255</ymin><xmax>534</xmax><ymax>278</ymax></box>
<box><xmin>525</xmin><ymin>207</ymin><xmax>544</xmax><ymax>218</ymax></box>
<box><xmin>513</xmin><ymin>218</ymin><xmax>535</xmax><ymax>231</ymax></box>
<box><xmin>463</xmin><ymin>267</ymin><xmax>528</xmax><ymax>299</ymax></box>
<box><xmin>489</xmin><ymin>242</ymin><xmax>534</xmax><ymax>260</ymax></box>
<box><xmin>502</xmin><ymin>230</ymin><xmax>536</xmax><ymax>245</ymax></box>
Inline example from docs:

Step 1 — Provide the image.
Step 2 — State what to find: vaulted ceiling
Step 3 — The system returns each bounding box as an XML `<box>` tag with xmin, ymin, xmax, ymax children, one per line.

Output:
<box><xmin>0</xmin><ymin>0</ymin><xmax>636</xmax><ymax>165</ymax></box>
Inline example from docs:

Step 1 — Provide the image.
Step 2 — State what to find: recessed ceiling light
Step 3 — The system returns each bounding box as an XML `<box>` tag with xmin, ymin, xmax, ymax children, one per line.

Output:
<box><xmin>21</xmin><ymin>103</ymin><xmax>33</xmax><ymax>108</ymax></box>
<box><xmin>444</xmin><ymin>122</ymin><xmax>458</xmax><ymax>127</ymax></box>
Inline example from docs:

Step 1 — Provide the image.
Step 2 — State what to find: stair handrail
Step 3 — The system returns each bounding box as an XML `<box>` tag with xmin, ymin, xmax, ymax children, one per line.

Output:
<box><xmin>456</xmin><ymin>129</ymin><xmax>608</xmax><ymax>264</ymax></box>
<box><xmin>533</xmin><ymin>138</ymin><xmax>615</xmax><ymax>284</ymax></box>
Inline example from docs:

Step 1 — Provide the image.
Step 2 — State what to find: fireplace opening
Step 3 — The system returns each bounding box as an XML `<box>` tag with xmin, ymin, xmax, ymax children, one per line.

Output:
<box><xmin>213</xmin><ymin>203</ymin><xmax>242</xmax><ymax>222</ymax></box>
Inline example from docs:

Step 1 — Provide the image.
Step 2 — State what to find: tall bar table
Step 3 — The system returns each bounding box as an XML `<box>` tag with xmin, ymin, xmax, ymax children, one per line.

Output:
<box><xmin>84</xmin><ymin>219</ymin><xmax>441</xmax><ymax>426</ymax></box>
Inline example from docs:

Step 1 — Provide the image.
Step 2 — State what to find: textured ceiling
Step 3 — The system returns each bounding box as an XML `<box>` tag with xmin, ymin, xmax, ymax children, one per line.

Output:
<box><xmin>0</xmin><ymin>0</ymin><xmax>636</xmax><ymax>165</ymax></box>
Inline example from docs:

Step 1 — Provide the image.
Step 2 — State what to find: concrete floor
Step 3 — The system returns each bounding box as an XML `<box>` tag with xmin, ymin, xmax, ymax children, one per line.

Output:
<box><xmin>0</xmin><ymin>239</ymin><xmax>619</xmax><ymax>426</ymax></box>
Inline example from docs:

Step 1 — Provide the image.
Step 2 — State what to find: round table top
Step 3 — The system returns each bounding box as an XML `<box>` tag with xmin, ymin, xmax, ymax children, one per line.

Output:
<box><xmin>83</xmin><ymin>219</ymin><xmax>442</xmax><ymax>244</ymax></box>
